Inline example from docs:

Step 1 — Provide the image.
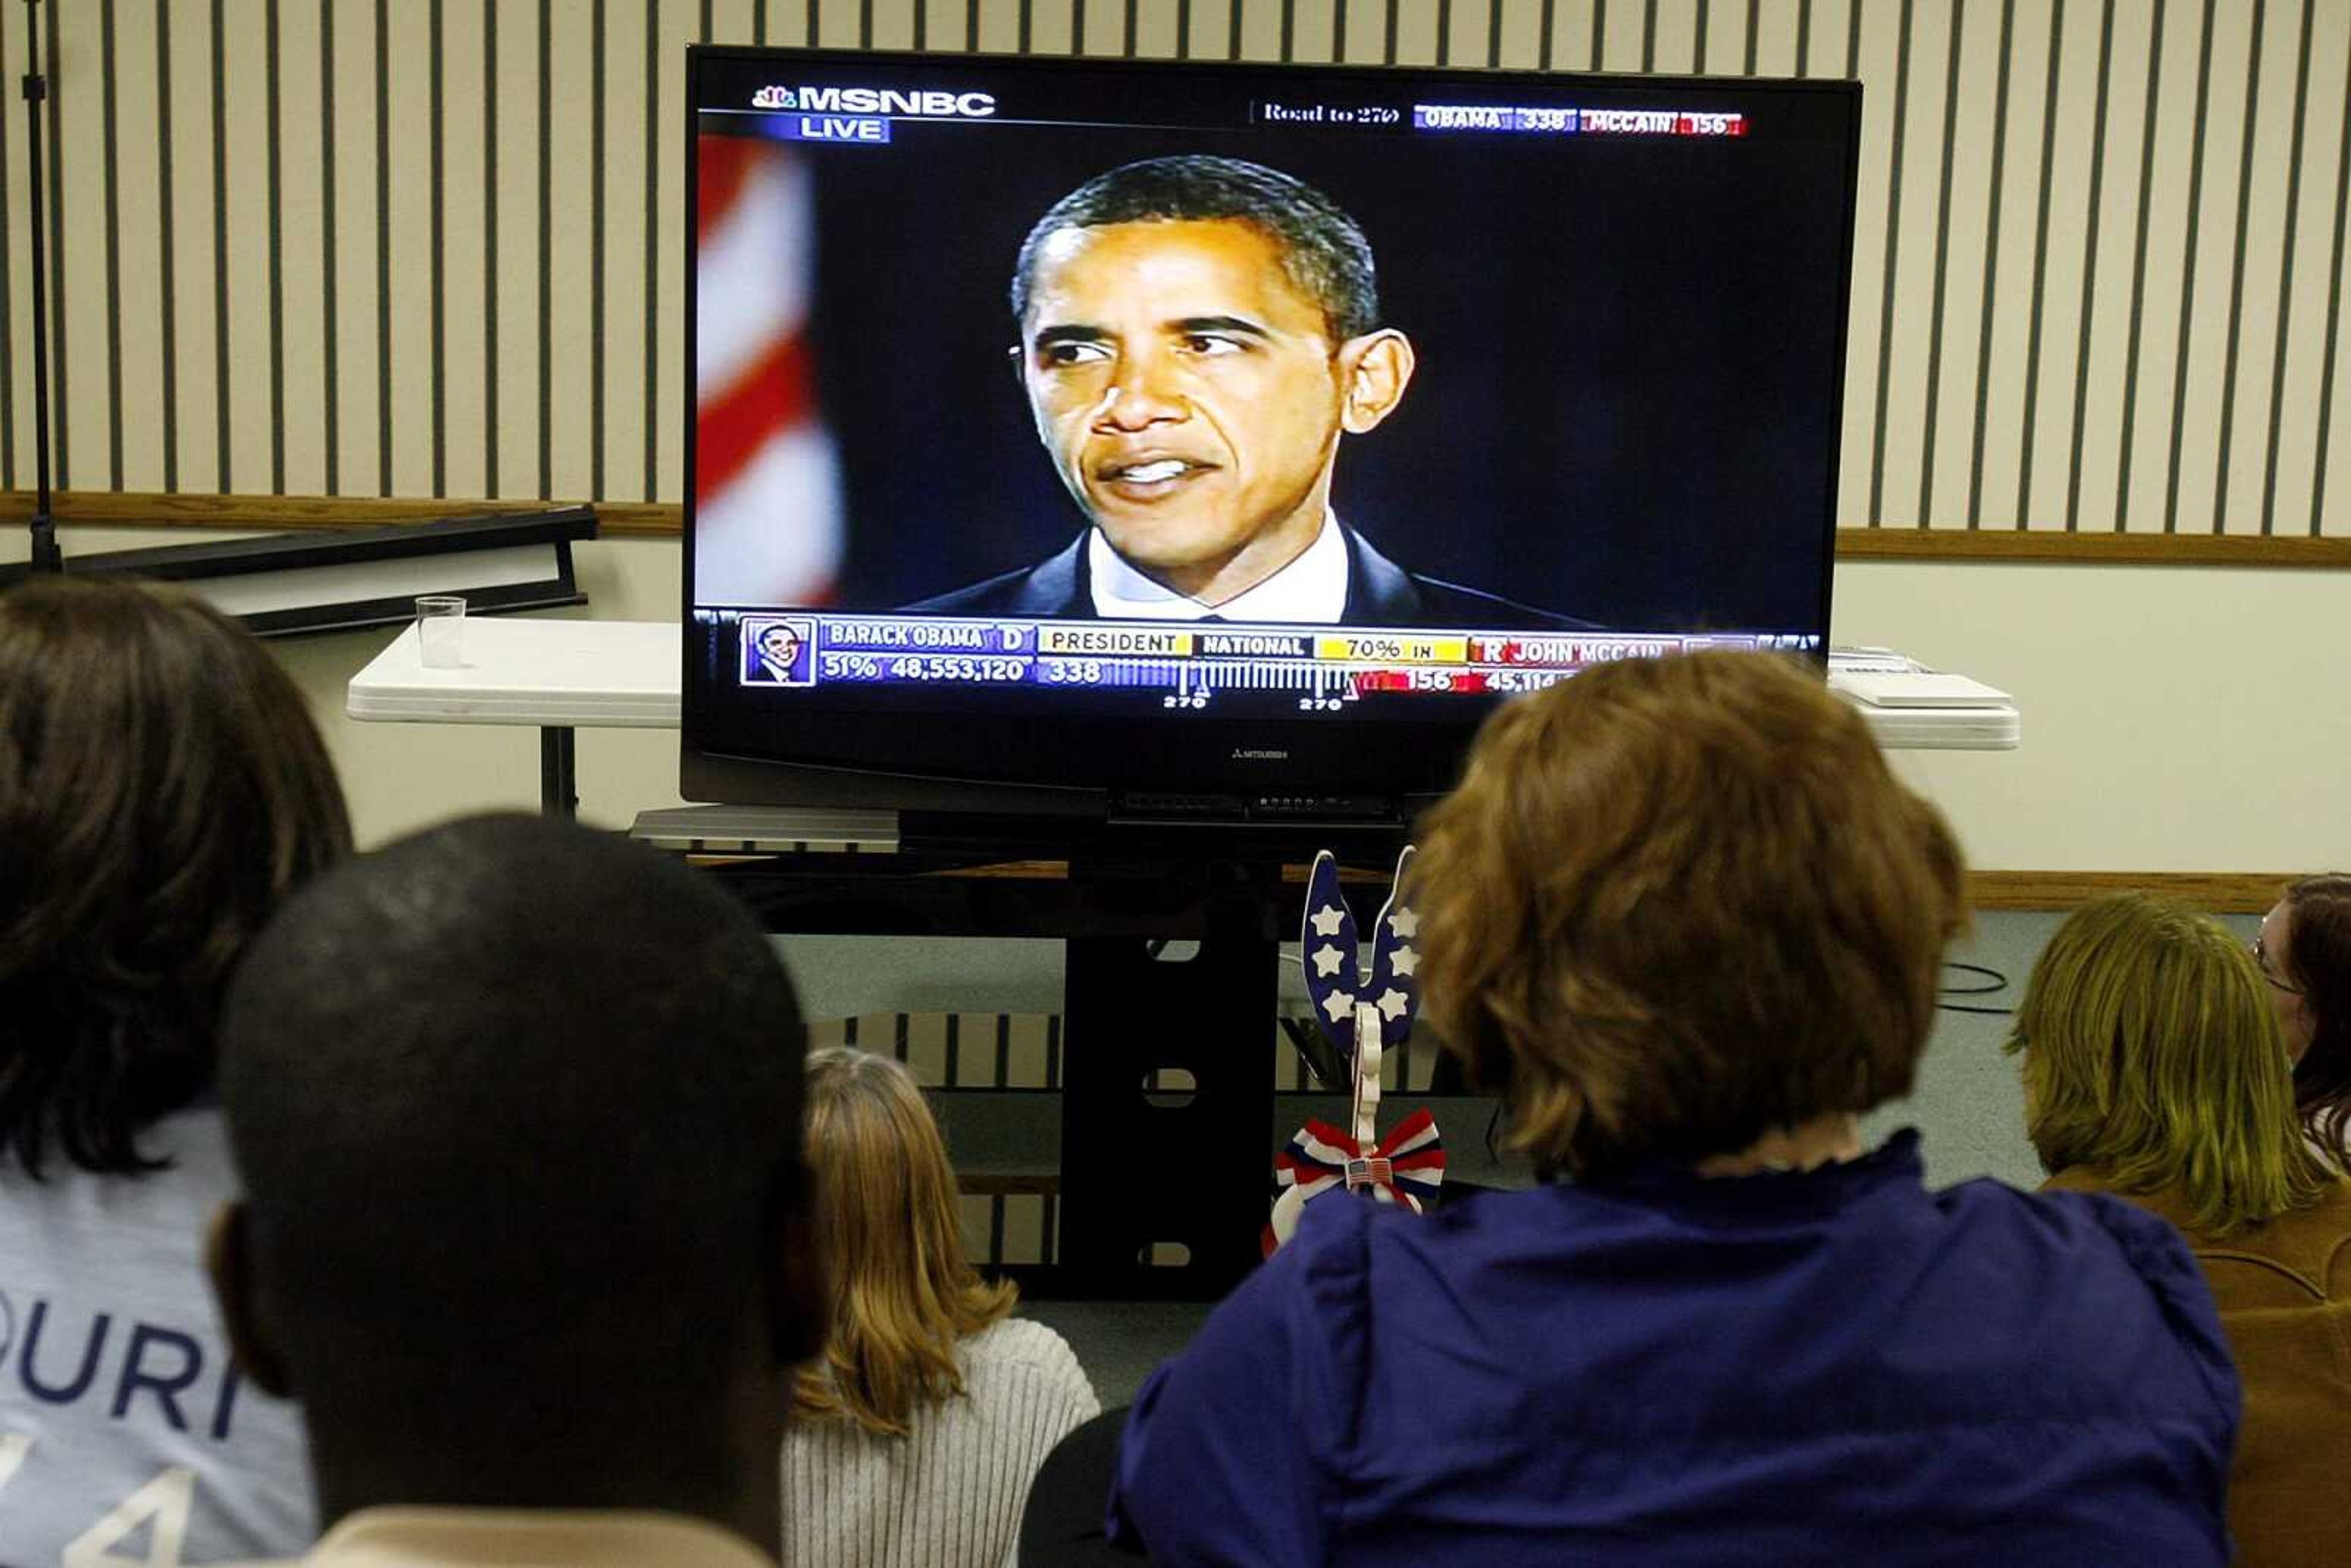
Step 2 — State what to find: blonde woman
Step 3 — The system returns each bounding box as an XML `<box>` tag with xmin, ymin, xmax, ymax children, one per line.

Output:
<box><xmin>786</xmin><ymin>1048</ymin><xmax>1098</xmax><ymax>1568</ymax></box>
<box><xmin>2016</xmin><ymin>893</ymin><xmax>2351</xmax><ymax>1568</ymax></box>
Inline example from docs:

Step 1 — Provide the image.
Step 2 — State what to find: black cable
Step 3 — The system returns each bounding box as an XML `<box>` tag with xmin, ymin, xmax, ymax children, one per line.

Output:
<box><xmin>1280</xmin><ymin>1015</ymin><xmax>1344</xmax><ymax>1090</ymax></box>
<box><xmin>1940</xmin><ymin>961</ymin><xmax>2009</xmax><ymax>995</ymax></box>
<box><xmin>1938</xmin><ymin>959</ymin><xmax>2014</xmax><ymax>1016</ymax></box>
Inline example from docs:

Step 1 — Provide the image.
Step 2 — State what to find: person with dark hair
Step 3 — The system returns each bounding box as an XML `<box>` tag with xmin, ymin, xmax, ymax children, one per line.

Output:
<box><xmin>2260</xmin><ymin>873</ymin><xmax>2351</xmax><ymax>1167</ymax></box>
<box><xmin>2017</xmin><ymin>892</ymin><xmax>2351</xmax><ymax>1568</ymax></box>
<box><xmin>1062</xmin><ymin>651</ymin><xmax>2237</xmax><ymax>1565</ymax></box>
<box><xmin>909</xmin><ymin>154</ymin><xmax>1586</xmax><ymax>628</ymax></box>
<box><xmin>0</xmin><ymin>576</ymin><xmax>350</xmax><ymax>1562</ymax></box>
<box><xmin>203</xmin><ymin>814</ymin><xmax>825</xmax><ymax>1566</ymax></box>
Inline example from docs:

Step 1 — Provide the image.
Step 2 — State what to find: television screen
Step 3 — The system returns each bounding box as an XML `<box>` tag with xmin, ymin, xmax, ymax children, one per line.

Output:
<box><xmin>684</xmin><ymin>48</ymin><xmax>1859</xmax><ymax>811</ymax></box>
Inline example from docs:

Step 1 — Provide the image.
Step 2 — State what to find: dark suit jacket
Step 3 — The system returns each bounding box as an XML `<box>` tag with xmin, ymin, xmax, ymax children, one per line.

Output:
<box><xmin>904</xmin><ymin>525</ymin><xmax>1597</xmax><ymax>629</ymax></box>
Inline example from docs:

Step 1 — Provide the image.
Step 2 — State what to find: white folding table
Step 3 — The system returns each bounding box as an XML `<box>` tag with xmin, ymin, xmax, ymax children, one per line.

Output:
<box><xmin>346</xmin><ymin>618</ymin><xmax>680</xmax><ymax>816</ymax></box>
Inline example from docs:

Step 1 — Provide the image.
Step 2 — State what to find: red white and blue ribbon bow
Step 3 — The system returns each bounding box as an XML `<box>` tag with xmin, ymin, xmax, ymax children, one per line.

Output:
<box><xmin>1269</xmin><ymin>847</ymin><xmax>1444</xmax><ymax>1252</ymax></box>
<box><xmin>1270</xmin><ymin>1110</ymin><xmax>1447</xmax><ymax>1233</ymax></box>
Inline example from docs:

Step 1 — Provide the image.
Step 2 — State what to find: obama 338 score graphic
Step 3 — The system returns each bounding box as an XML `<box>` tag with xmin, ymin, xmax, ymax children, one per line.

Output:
<box><xmin>735</xmin><ymin>613</ymin><xmax>1819</xmax><ymax>714</ymax></box>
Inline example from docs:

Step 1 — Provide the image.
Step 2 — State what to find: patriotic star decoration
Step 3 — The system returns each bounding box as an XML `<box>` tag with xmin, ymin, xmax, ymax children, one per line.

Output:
<box><xmin>1363</xmin><ymin>849</ymin><xmax>1423</xmax><ymax>1051</ymax></box>
<box><xmin>1270</xmin><ymin>845</ymin><xmax>1444</xmax><ymax>1255</ymax></box>
<box><xmin>1299</xmin><ymin>852</ymin><xmax>1365</xmax><ymax>1068</ymax></box>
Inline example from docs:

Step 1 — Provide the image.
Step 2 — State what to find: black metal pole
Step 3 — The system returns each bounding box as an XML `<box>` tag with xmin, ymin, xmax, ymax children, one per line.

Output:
<box><xmin>20</xmin><ymin>0</ymin><xmax>61</xmax><ymax>574</ymax></box>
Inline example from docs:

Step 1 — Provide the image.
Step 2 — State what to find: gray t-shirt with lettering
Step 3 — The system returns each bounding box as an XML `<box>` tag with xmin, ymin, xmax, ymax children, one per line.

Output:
<box><xmin>0</xmin><ymin>1106</ymin><xmax>313</xmax><ymax>1567</ymax></box>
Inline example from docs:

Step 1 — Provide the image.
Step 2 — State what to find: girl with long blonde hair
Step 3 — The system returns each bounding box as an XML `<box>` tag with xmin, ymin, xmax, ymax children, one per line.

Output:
<box><xmin>783</xmin><ymin>1048</ymin><xmax>1097</xmax><ymax>1568</ymax></box>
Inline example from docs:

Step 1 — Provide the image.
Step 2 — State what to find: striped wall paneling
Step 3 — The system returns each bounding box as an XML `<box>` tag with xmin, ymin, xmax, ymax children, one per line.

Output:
<box><xmin>1</xmin><ymin>0</ymin><xmax>2346</xmax><ymax>538</ymax></box>
<box><xmin>803</xmin><ymin>1005</ymin><xmax>1447</xmax><ymax>1266</ymax></box>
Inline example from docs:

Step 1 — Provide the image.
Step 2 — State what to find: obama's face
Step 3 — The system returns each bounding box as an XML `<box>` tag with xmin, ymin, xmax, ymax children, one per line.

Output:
<box><xmin>1017</xmin><ymin>218</ymin><xmax>1413</xmax><ymax>606</ymax></box>
<box><xmin>757</xmin><ymin>624</ymin><xmax>801</xmax><ymax>673</ymax></box>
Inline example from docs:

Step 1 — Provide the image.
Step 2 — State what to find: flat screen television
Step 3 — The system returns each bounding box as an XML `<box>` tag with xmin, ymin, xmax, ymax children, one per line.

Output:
<box><xmin>682</xmin><ymin>46</ymin><xmax>1861</xmax><ymax>828</ymax></box>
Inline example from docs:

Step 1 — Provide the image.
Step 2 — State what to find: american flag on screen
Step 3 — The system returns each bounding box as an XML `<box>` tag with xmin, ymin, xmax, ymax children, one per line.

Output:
<box><xmin>693</xmin><ymin>134</ymin><xmax>844</xmax><ymax>606</ymax></box>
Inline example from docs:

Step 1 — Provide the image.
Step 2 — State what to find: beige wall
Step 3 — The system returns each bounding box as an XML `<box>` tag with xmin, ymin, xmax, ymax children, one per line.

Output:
<box><xmin>6</xmin><ymin>522</ymin><xmax>2341</xmax><ymax>874</ymax></box>
<box><xmin>1841</xmin><ymin>558</ymin><xmax>2347</xmax><ymax>874</ymax></box>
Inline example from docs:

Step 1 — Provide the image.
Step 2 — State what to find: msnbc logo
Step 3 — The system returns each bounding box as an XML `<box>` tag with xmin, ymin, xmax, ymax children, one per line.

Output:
<box><xmin>751</xmin><ymin>84</ymin><xmax>996</xmax><ymax>116</ymax></box>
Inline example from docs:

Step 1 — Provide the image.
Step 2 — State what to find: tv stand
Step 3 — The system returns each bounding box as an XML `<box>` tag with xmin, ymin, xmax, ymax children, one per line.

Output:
<box><xmin>641</xmin><ymin>808</ymin><xmax>1396</xmax><ymax>1299</ymax></box>
<box><xmin>1057</xmin><ymin>851</ymin><xmax>1284</xmax><ymax>1297</ymax></box>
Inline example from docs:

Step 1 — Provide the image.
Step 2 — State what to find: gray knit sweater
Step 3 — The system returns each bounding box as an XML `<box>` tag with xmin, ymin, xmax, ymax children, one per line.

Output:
<box><xmin>782</xmin><ymin>1317</ymin><xmax>1101</xmax><ymax>1568</ymax></box>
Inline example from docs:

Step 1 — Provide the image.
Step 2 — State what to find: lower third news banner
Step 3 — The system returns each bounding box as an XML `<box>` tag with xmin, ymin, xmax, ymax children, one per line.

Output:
<box><xmin>735</xmin><ymin>613</ymin><xmax>1817</xmax><ymax>711</ymax></box>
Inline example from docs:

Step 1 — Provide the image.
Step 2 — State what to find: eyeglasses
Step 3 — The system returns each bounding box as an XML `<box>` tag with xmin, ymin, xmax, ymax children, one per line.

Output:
<box><xmin>2251</xmin><ymin>934</ymin><xmax>2306</xmax><ymax>996</ymax></box>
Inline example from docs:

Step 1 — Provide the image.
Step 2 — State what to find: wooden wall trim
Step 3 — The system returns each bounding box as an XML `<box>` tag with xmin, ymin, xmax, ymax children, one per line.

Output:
<box><xmin>0</xmin><ymin>489</ymin><xmax>681</xmax><ymax>537</ymax></box>
<box><xmin>1837</xmin><ymin>530</ymin><xmax>2351</xmax><ymax>568</ymax></box>
<box><xmin>1967</xmin><ymin>872</ymin><xmax>2298</xmax><ymax>914</ymax></box>
<box><xmin>10</xmin><ymin>490</ymin><xmax>2351</xmax><ymax>566</ymax></box>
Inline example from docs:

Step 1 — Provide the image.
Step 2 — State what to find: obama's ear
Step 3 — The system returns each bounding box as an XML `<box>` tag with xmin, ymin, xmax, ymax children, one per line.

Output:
<box><xmin>205</xmin><ymin>1202</ymin><xmax>297</xmax><ymax>1400</ymax></box>
<box><xmin>1337</xmin><ymin>329</ymin><xmax>1415</xmax><ymax>435</ymax></box>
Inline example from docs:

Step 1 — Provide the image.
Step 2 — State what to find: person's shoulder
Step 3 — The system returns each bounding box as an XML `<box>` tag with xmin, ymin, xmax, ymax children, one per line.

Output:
<box><xmin>2301</xmin><ymin>1177</ymin><xmax>2351</xmax><ymax>1297</ymax></box>
<box><xmin>901</xmin><ymin>535</ymin><xmax>1086</xmax><ymax>615</ymax></box>
<box><xmin>966</xmin><ymin>1315</ymin><xmax>1079</xmax><ymax>1375</ymax></box>
<box><xmin>145</xmin><ymin>1101</ymin><xmax>238</xmax><ymax>1170</ymax></box>
<box><xmin>0</xmin><ymin>1105</ymin><xmax>241</xmax><ymax>1242</ymax></box>
<box><xmin>901</xmin><ymin>566</ymin><xmax>1035</xmax><ymax>615</ymax></box>
<box><xmin>2269</xmin><ymin>1172</ymin><xmax>2351</xmax><ymax>1252</ymax></box>
<box><xmin>1941</xmin><ymin>1174</ymin><xmax>2203</xmax><ymax>1271</ymax></box>
<box><xmin>1337</xmin><ymin>522</ymin><xmax>1598</xmax><ymax>629</ymax></box>
<box><xmin>1288</xmin><ymin>1183</ymin><xmax>1555</xmax><ymax>1303</ymax></box>
<box><xmin>1405</xmin><ymin>572</ymin><xmax>1602</xmax><ymax>631</ymax></box>
<box><xmin>2202</xmin><ymin>1177</ymin><xmax>2351</xmax><ymax>1304</ymax></box>
<box><xmin>964</xmin><ymin>1316</ymin><xmax>1100</xmax><ymax>1413</ymax></box>
<box><xmin>1284</xmin><ymin>1181</ymin><xmax>1393</xmax><ymax>1266</ymax></box>
<box><xmin>1943</xmin><ymin>1177</ymin><xmax>2237</xmax><ymax>1386</ymax></box>
<box><xmin>2044</xmin><ymin>1167</ymin><xmax>2351</xmax><ymax>1302</ymax></box>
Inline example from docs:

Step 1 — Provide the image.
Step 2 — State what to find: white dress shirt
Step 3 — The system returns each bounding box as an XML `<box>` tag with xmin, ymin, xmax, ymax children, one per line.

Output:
<box><xmin>1086</xmin><ymin>510</ymin><xmax>1349</xmax><ymax>622</ymax></box>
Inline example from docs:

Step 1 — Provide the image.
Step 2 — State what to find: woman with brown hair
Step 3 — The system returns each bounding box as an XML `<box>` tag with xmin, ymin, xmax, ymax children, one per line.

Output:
<box><xmin>2018</xmin><ymin>891</ymin><xmax>2351</xmax><ymax>1568</ymax></box>
<box><xmin>2257</xmin><ymin>873</ymin><xmax>2351</xmax><ymax>1166</ymax></box>
<box><xmin>0</xmin><ymin>577</ymin><xmax>350</xmax><ymax>1561</ymax></box>
<box><xmin>784</xmin><ymin>1048</ymin><xmax>1098</xmax><ymax>1567</ymax></box>
<box><xmin>1095</xmin><ymin>650</ymin><xmax>2238</xmax><ymax>1566</ymax></box>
